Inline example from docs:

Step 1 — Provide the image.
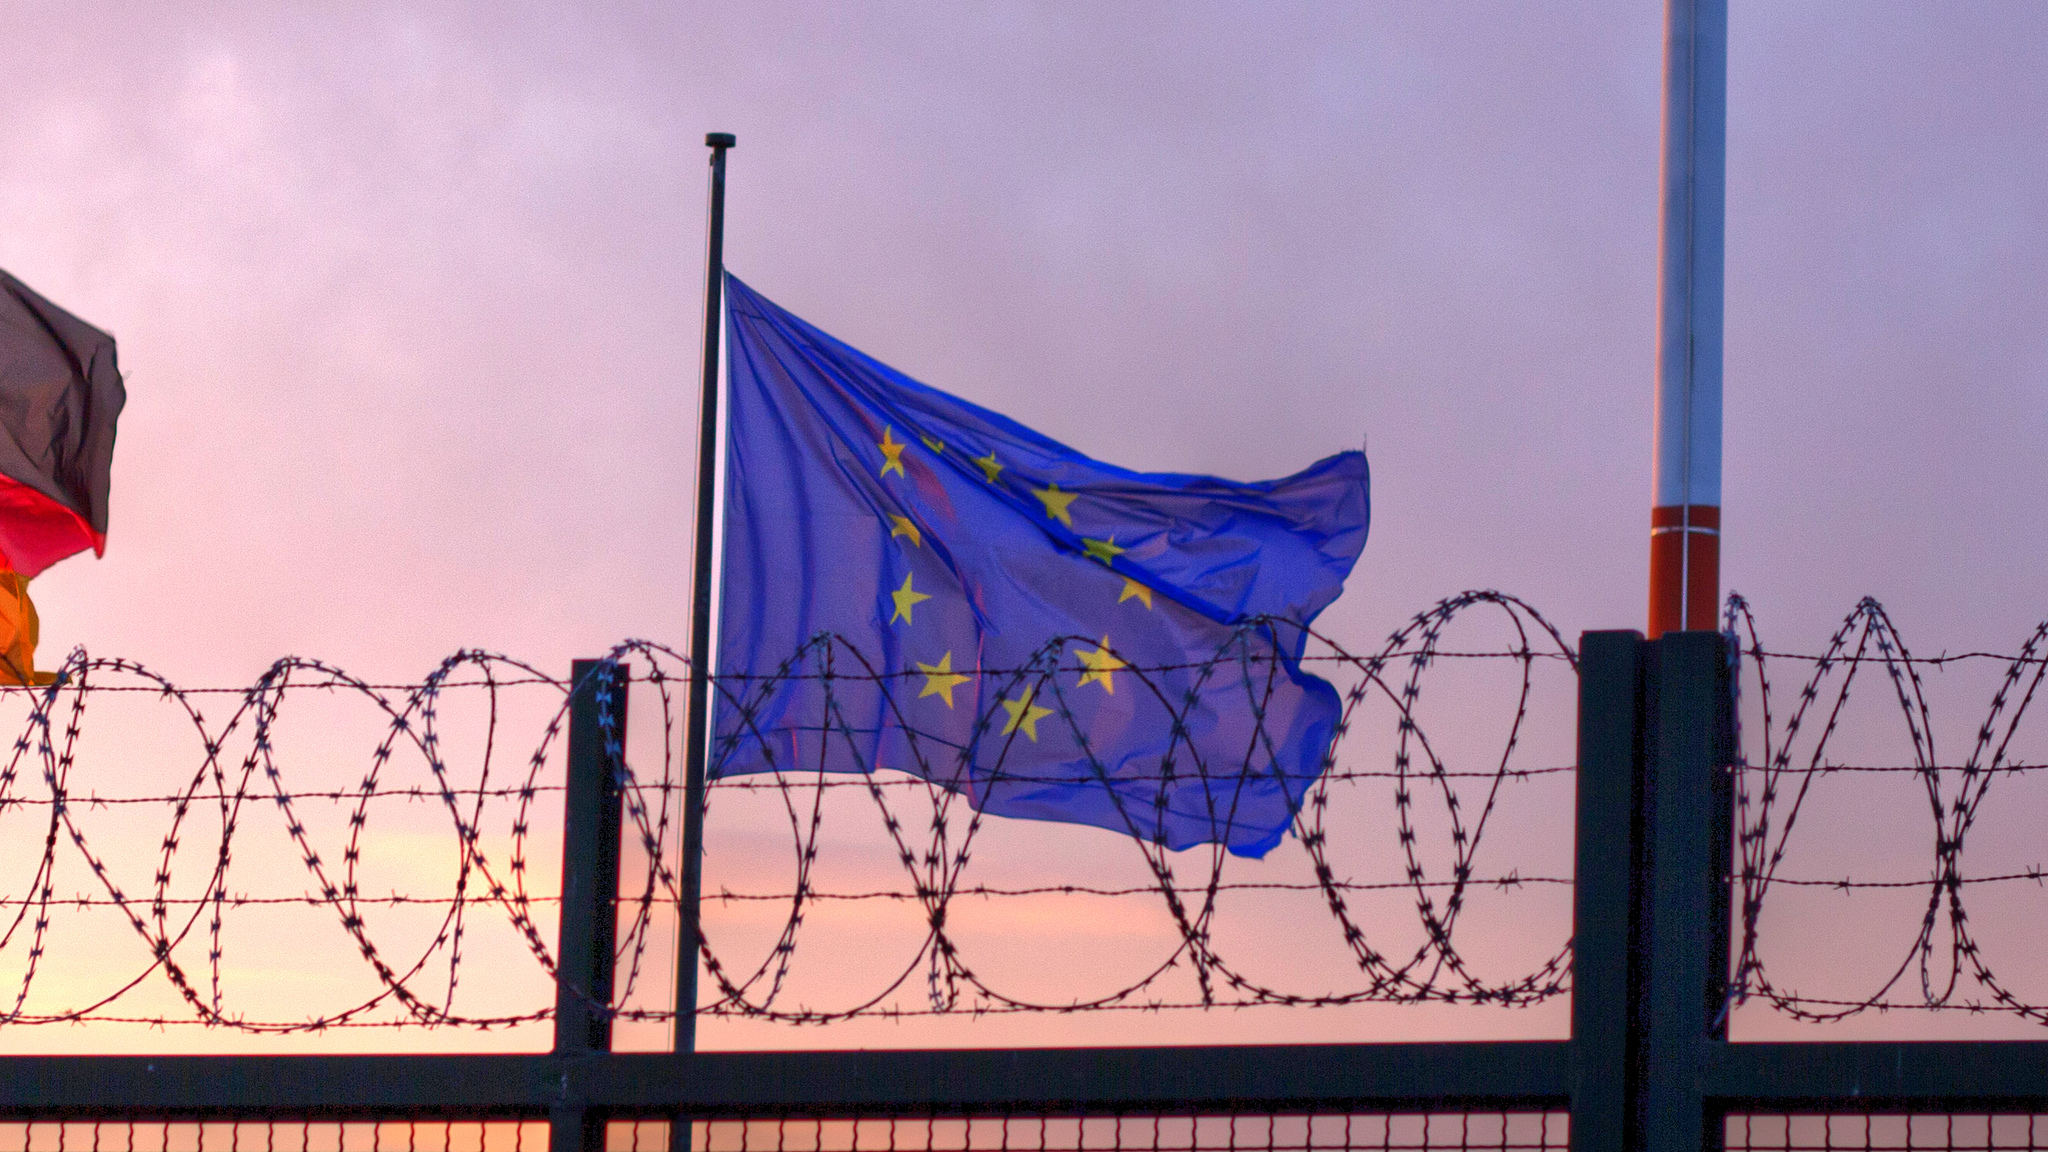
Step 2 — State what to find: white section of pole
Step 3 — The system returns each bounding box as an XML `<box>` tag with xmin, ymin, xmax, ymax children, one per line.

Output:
<box><xmin>1653</xmin><ymin>0</ymin><xmax>1726</xmax><ymax>509</ymax></box>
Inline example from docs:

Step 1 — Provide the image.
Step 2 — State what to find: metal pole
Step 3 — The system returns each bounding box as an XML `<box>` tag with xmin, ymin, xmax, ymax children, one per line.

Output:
<box><xmin>1648</xmin><ymin>0</ymin><xmax>1727</xmax><ymax>638</ymax></box>
<box><xmin>673</xmin><ymin>130</ymin><xmax>733</xmax><ymax>1151</ymax></box>
<box><xmin>1638</xmin><ymin>632</ymin><xmax>1734</xmax><ymax>1152</ymax></box>
<box><xmin>553</xmin><ymin>659</ymin><xmax>629</xmax><ymax>1152</ymax></box>
<box><xmin>1569</xmin><ymin>630</ymin><xmax>1647</xmax><ymax>1152</ymax></box>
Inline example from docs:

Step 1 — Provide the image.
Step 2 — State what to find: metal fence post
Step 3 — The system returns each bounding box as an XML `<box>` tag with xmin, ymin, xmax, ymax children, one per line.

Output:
<box><xmin>1571</xmin><ymin>630</ymin><xmax>1647</xmax><ymax>1152</ymax></box>
<box><xmin>1640</xmin><ymin>632</ymin><xmax>1733</xmax><ymax>1152</ymax></box>
<box><xmin>552</xmin><ymin>659</ymin><xmax>629</xmax><ymax>1152</ymax></box>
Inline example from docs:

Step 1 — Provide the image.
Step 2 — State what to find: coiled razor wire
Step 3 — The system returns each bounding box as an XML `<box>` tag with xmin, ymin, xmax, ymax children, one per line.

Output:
<box><xmin>31</xmin><ymin>587</ymin><xmax>2048</xmax><ymax>1033</ymax></box>
<box><xmin>0</xmin><ymin>644</ymin><xmax>687</xmax><ymax>1033</ymax></box>
<box><xmin>16</xmin><ymin>585</ymin><xmax>2048</xmax><ymax>1035</ymax></box>
<box><xmin>0</xmin><ymin>591</ymin><xmax>1581</xmax><ymax>1032</ymax></box>
<box><xmin>697</xmin><ymin>591</ymin><xmax>1577</xmax><ymax>1022</ymax></box>
<box><xmin>1727</xmin><ymin>592</ymin><xmax>2048</xmax><ymax>1024</ymax></box>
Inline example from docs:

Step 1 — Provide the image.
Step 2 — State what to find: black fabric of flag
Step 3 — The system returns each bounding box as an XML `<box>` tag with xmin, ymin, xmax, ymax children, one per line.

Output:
<box><xmin>0</xmin><ymin>268</ymin><xmax>124</xmax><ymax>577</ymax></box>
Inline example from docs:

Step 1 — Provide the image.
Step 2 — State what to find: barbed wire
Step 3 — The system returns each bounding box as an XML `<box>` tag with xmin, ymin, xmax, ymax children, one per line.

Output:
<box><xmin>1729</xmin><ymin>650</ymin><xmax>2048</xmax><ymax>667</ymax></box>
<box><xmin>693</xmin><ymin>591</ymin><xmax>1577</xmax><ymax>1023</ymax></box>
<box><xmin>0</xmin><ymin>647</ymin><xmax>659</xmax><ymax>1033</ymax></box>
<box><xmin>10</xmin><ymin>587</ymin><xmax>2048</xmax><ymax>1034</ymax></box>
<box><xmin>0</xmin><ymin>591</ymin><xmax>1578</xmax><ymax>1032</ymax></box>
<box><xmin>1726</xmin><ymin>592</ymin><xmax>2048</xmax><ymax>1025</ymax></box>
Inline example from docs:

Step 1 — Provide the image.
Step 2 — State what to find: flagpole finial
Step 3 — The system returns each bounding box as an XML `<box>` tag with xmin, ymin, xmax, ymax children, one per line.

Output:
<box><xmin>706</xmin><ymin>132</ymin><xmax>736</xmax><ymax>149</ymax></box>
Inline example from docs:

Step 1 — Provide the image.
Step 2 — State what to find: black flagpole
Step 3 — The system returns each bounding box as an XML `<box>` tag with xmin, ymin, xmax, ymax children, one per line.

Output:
<box><xmin>676</xmin><ymin>132</ymin><xmax>733</xmax><ymax>1082</ymax></box>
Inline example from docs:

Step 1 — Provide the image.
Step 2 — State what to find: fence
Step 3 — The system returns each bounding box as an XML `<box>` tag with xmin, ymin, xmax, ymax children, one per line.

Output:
<box><xmin>3</xmin><ymin>623</ymin><xmax>2047</xmax><ymax>1152</ymax></box>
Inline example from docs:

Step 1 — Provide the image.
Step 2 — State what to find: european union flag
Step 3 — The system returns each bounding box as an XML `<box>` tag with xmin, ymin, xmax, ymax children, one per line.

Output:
<box><xmin>713</xmin><ymin>275</ymin><xmax>1369</xmax><ymax>858</ymax></box>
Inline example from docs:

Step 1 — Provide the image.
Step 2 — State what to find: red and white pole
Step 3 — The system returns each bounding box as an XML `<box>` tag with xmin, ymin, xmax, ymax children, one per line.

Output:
<box><xmin>1649</xmin><ymin>0</ymin><xmax>1727</xmax><ymax>638</ymax></box>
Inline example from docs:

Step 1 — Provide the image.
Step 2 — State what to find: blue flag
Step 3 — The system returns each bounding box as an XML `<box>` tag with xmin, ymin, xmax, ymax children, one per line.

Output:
<box><xmin>713</xmin><ymin>275</ymin><xmax>1370</xmax><ymax>857</ymax></box>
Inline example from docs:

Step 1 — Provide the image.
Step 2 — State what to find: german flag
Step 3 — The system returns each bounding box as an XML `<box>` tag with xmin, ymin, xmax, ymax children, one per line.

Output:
<box><xmin>0</xmin><ymin>270</ymin><xmax>125</xmax><ymax>685</ymax></box>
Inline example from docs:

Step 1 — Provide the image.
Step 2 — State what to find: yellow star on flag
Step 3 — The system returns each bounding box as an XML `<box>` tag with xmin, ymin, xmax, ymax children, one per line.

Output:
<box><xmin>973</xmin><ymin>451</ymin><xmax>1003</xmax><ymax>483</ymax></box>
<box><xmin>1076</xmin><ymin>637</ymin><xmax>1125</xmax><ymax>694</ymax></box>
<box><xmin>1118</xmin><ymin>579</ymin><xmax>1154</xmax><ymax>609</ymax></box>
<box><xmin>878</xmin><ymin>426</ymin><xmax>907</xmax><ymax>478</ymax></box>
<box><xmin>1033</xmin><ymin>482</ymin><xmax>1077</xmax><ymax>528</ymax></box>
<box><xmin>889</xmin><ymin>514</ymin><xmax>922</xmax><ymax>547</ymax></box>
<box><xmin>1001</xmin><ymin>688</ymin><xmax>1054</xmax><ymax>742</ymax></box>
<box><xmin>1082</xmin><ymin>536</ymin><xmax>1124</xmax><ymax>565</ymax></box>
<box><xmin>921</xmin><ymin>434</ymin><xmax>945</xmax><ymax>453</ymax></box>
<box><xmin>916</xmin><ymin>651</ymin><xmax>972</xmax><ymax>708</ymax></box>
<box><xmin>889</xmin><ymin>572</ymin><xmax>931</xmax><ymax>624</ymax></box>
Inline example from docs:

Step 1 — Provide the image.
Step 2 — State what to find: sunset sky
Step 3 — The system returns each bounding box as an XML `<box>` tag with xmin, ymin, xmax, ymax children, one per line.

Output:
<box><xmin>3</xmin><ymin>2</ymin><xmax>2047</xmax><ymax>1053</ymax></box>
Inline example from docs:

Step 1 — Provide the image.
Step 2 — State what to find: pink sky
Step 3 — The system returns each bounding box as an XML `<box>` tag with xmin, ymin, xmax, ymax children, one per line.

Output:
<box><xmin>4</xmin><ymin>2</ymin><xmax>2048</xmax><ymax>1053</ymax></box>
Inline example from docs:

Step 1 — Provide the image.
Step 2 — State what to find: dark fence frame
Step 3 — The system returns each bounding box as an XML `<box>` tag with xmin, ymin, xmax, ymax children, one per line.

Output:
<box><xmin>5</xmin><ymin>635</ymin><xmax>2048</xmax><ymax>1150</ymax></box>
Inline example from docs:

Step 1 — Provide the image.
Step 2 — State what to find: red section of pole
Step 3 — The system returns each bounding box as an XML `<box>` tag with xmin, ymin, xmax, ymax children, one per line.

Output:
<box><xmin>1649</xmin><ymin>505</ymin><xmax>1719</xmax><ymax>638</ymax></box>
